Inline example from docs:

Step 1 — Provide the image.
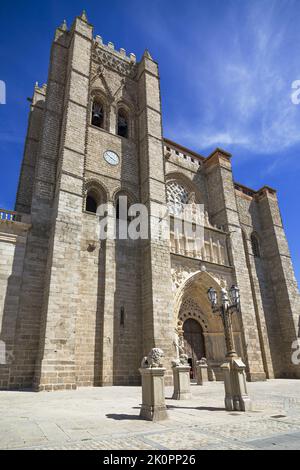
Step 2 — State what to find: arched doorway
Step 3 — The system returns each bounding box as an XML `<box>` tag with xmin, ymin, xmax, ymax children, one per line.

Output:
<box><xmin>174</xmin><ymin>269</ymin><xmax>245</xmax><ymax>381</ymax></box>
<box><xmin>183</xmin><ymin>318</ymin><xmax>205</xmax><ymax>379</ymax></box>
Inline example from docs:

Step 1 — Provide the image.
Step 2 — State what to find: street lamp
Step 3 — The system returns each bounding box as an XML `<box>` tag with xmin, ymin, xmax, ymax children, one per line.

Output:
<box><xmin>207</xmin><ymin>284</ymin><xmax>252</xmax><ymax>412</ymax></box>
<box><xmin>207</xmin><ymin>287</ymin><xmax>218</xmax><ymax>309</ymax></box>
<box><xmin>229</xmin><ymin>285</ymin><xmax>240</xmax><ymax>308</ymax></box>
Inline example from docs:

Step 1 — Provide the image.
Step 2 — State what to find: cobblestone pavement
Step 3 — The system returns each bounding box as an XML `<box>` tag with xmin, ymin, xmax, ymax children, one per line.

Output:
<box><xmin>1</xmin><ymin>380</ymin><xmax>300</xmax><ymax>450</ymax></box>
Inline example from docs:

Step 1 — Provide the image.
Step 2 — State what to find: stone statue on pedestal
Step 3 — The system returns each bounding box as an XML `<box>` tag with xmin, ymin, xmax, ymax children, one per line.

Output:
<box><xmin>172</xmin><ymin>320</ymin><xmax>188</xmax><ymax>367</ymax></box>
<box><xmin>141</xmin><ymin>348</ymin><xmax>164</xmax><ymax>369</ymax></box>
<box><xmin>139</xmin><ymin>348</ymin><xmax>168</xmax><ymax>421</ymax></box>
<box><xmin>171</xmin><ymin>321</ymin><xmax>191</xmax><ymax>400</ymax></box>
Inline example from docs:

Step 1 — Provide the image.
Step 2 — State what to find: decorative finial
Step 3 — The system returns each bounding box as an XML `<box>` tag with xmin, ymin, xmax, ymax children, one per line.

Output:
<box><xmin>60</xmin><ymin>19</ymin><xmax>67</xmax><ymax>31</ymax></box>
<box><xmin>143</xmin><ymin>49</ymin><xmax>153</xmax><ymax>60</ymax></box>
<box><xmin>80</xmin><ymin>10</ymin><xmax>88</xmax><ymax>22</ymax></box>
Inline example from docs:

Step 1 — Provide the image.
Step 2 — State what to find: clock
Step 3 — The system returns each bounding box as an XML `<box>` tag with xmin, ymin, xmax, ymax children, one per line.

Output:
<box><xmin>104</xmin><ymin>150</ymin><xmax>119</xmax><ymax>166</ymax></box>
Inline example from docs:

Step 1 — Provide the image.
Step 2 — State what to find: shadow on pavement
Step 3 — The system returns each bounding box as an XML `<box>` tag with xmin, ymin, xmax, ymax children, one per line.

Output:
<box><xmin>106</xmin><ymin>413</ymin><xmax>142</xmax><ymax>420</ymax></box>
<box><xmin>166</xmin><ymin>405</ymin><xmax>225</xmax><ymax>412</ymax></box>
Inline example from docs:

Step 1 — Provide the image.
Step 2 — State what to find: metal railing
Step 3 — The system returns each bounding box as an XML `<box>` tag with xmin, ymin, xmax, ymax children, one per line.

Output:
<box><xmin>0</xmin><ymin>209</ymin><xmax>17</xmax><ymax>222</ymax></box>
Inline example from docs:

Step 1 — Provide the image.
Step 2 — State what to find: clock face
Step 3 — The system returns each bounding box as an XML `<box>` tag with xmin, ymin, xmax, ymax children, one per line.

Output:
<box><xmin>104</xmin><ymin>150</ymin><xmax>119</xmax><ymax>166</ymax></box>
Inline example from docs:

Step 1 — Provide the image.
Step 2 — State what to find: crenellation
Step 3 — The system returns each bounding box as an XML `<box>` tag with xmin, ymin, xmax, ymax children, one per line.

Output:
<box><xmin>93</xmin><ymin>35</ymin><xmax>137</xmax><ymax>65</ymax></box>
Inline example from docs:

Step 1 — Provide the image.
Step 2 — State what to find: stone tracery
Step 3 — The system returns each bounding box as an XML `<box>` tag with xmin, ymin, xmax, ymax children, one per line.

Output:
<box><xmin>166</xmin><ymin>181</ymin><xmax>190</xmax><ymax>215</ymax></box>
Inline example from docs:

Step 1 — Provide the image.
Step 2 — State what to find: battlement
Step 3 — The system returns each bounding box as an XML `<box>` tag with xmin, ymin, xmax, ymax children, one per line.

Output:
<box><xmin>34</xmin><ymin>82</ymin><xmax>47</xmax><ymax>95</ymax></box>
<box><xmin>56</xmin><ymin>11</ymin><xmax>137</xmax><ymax>65</ymax></box>
<box><xmin>93</xmin><ymin>35</ymin><xmax>137</xmax><ymax>64</ymax></box>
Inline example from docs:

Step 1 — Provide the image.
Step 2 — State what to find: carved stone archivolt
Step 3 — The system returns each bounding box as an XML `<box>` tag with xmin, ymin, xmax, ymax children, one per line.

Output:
<box><xmin>179</xmin><ymin>297</ymin><xmax>209</xmax><ymax>332</ymax></box>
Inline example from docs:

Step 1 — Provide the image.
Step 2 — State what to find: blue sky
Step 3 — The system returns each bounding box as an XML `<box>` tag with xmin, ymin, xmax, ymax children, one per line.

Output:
<box><xmin>0</xmin><ymin>0</ymin><xmax>299</xmax><ymax>285</ymax></box>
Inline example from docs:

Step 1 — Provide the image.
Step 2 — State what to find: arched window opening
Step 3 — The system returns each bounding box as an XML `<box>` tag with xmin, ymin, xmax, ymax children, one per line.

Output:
<box><xmin>251</xmin><ymin>233</ymin><xmax>261</xmax><ymax>258</ymax></box>
<box><xmin>117</xmin><ymin>109</ymin><xmax>129</xmax><ymax>138</ymax></box>
<box><xmin>86</xmin><ymin>194</ymin><xmax>98</xmax><ymax>213</ymax></box>
<box><xmin>91</xmin><ymin>100</ymin><xmax>104</xmax><ymax>128</ymax></box>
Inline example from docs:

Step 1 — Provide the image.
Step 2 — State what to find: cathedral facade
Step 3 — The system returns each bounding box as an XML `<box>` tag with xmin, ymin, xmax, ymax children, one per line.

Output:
<box><xmin>0</xmin><ymin>12</ymin><xmax>299</xmax><ymax>391</ymax></box>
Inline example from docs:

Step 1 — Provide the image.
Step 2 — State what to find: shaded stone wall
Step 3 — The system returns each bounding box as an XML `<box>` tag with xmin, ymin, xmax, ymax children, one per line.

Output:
<box><xmin>0</xmin><ymin>220</ymin><xmax>30</xmax><ymax>388</ymax></box>
<box><xmin>257</xmin><ymin>188</ymin><xmax>300</xmax><ymax>378</ymax></box>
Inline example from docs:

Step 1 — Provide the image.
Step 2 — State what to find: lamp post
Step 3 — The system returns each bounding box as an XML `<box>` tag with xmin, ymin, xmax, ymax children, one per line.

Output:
<box><xmin>207</xmin><ymin>285</ymin><xmax>240</xmax><ymax>358</ymax></box>
<box><xmin>207</xmin><ymin>285</ymin><xmax>252</xmax><ymax>412</ymax></box>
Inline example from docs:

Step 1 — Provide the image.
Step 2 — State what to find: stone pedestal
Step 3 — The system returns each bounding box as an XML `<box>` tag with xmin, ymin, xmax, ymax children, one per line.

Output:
<box><xmin>196</xmin><ymin>362</ymin><xmax>208</xmax><ymax>385</ymax></box>
<box><xmin>139</xmin><ymin>367</ymin><xmax>168</xmax><ymax>421</ymax></box>
<box><xmin>172</xmin><ymin>365</ymin><xmax>191</xmax><ymax>400</ymax></box>
<box><xmin>221</xmin><ymin>358</ymin><xmax>252</xmax><ymax>412</ymax></box>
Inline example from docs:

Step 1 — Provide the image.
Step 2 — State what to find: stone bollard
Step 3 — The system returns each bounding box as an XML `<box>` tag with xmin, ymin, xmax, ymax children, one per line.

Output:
<box><xmin>196</xmin><ymin>357</ymin><xmax>209</xmax><ymax>385</ymax></box>
<box><xmin>172</xmin><ymin>364</ymin><xmax>191</xmax><ymax>399</ymax></box>
<box><xmin>171</xmin><ymin>353</ymin><xmax>192</xmax><ymax>400</ymax></box>
<box><xmin>221</xmin><ymin>358</ymin><xmax>252</xmax><ymax>412</ymax></box>
<box><xmin>139</xmin><ymin>348</ymin><xmax>168</xmax><ymax>421</ymax></box>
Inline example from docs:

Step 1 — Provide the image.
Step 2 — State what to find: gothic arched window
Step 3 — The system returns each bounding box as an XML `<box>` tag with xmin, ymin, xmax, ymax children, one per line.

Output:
<box><xmin>91</xmin><ymin>99</ymin><xmax>104</xmax><ymax>128</ymax></box>
<box><xmin>117</xmin><ymin>109</ymin><xmax>129</xmax><ymax>138</ymax></box>
<box><xmin>251</xmin><ymin>233</ymin><xmax>261</xmax><ymax>258</ymax></box>
<box><xmin>85</xmin><ymin>184</ymin><xmax>106</xmax><ymax>215</ymax></box>
<box><xmin>86</xmin><ymin>193</ymin><xmax>98</xmax><ymax>213</ymax></box>
<box><xmin>166</xmin><ymin>181</ymin><xmax>189</xmax><ymax>215</ymax></box>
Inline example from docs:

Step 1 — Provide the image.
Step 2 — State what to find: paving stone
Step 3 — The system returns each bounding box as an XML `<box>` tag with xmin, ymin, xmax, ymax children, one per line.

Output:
<box><xmin>0</xmin><ymin>381</ymin><xmax>300</xmax><ymax>450</ymax></box>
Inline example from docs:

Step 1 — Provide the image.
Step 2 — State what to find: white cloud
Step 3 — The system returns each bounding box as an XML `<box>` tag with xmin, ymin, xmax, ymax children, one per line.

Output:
<box><xmin>0</xmin><ymin>132</ymin><xmax>23</xmax><ymax>145</ymax></box>
<box><xmin>145</xmin><ymin>0</ymin><xmax>300</xmax><ymax>166</ymax></box>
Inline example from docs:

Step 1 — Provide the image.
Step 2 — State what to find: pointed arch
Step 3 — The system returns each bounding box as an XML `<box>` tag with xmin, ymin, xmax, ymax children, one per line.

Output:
<box><xmin>173</xmin><ymin>268</ymin><xmax>242</xmax><ymax>344</ymax></box>
<box><xmin>117</xmin><ymin>107</ymin><xmax>129</xmax><ymax>138</ymax></box>
<box><xmin>90</xmin><ymin>69</ymin><xmax>114</xmax><ymax>102</ymax></box>
<box><xmin>84</xmin><ymin>179</ymin><xmax>108</xmax><ymax>214</ymax></box>
<box><xmin>90</xmin><ymin>88</ymin><xmax>111</xmax><ymax>131</ymax></box>
<box><xmin>115</xmin><ymin>100</ymin><xmax>134</xmax><ymax>139</ymax></box>
<box><xmin>174</xmin><ymin>270</ymin><xmax>222</xmax><ymax>325</ymax></box>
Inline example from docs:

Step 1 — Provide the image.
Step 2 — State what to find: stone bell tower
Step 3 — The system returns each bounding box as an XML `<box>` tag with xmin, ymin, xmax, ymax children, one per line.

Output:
<box><xmin>11</xmin><ymin>11</ymin><xmax>174</xmax><ymax>390</ymax></box>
